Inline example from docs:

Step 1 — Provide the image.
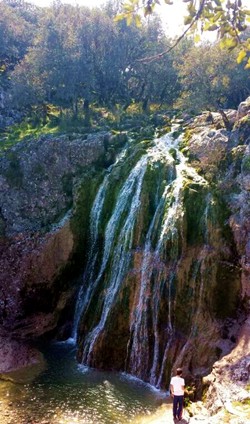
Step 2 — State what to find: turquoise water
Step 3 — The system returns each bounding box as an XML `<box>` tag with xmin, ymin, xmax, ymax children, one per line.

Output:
<box><xmin>0</xmin><ymin>341</ymin><xmax>167</xmax><ymax>424</ymax></box>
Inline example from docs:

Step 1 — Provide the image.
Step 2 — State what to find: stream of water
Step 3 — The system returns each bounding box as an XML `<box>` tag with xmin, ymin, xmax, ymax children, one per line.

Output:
<box><xmin>0</xmin><ymin>341</ymin><xmax>168</xmax><ymax>424</ymax></box>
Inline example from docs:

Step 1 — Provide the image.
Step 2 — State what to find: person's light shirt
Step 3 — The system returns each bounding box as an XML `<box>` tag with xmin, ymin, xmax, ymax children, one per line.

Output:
<box><xmin>170</xmin><ymin>376</ymin><xmax>185</xmax><ymax>395</ymax></box>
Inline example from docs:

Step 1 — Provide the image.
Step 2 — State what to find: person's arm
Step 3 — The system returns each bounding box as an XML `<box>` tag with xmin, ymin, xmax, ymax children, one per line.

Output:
<box><xmin>181</xmin><ymin>379</ymin><xmax>185</xmax><ymax>392</ymax></box>
<box><xmin>170</xmin><ymin>383</ymin><xmax>174</xmax><ymax>397</ymax></box>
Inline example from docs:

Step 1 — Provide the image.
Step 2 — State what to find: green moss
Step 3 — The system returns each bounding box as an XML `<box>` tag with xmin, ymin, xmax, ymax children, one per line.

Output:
<box><xmin>70</xmin><ymin>170</ymin><xmax>103</xmax><ymax>267</ymax></box>
<box><xmin>0</xmin><ymin>215</ymin><xmax>5</xmax><ymax>237</ymax></box>
<box><xmin>174</xmin><ymin>280</ymin><xmax>196</xmax><ymax>334</ymax></box>
<box><xmin>3</xmin><ymin>152</ymin><xmax>23</xmax><ymax>188</ymax></box>
<box><xmin>212</xmin><ymin>262</ymin><xmax>240</xmax><ymax>319</ymax></box>
<box><xmin>136</xmin><ymin>159</ymin><xmax>174</xmax><ymax>246</ymax></box>
<box><xmin>182</xmin><ymin>128</ymin><xmax>194</xmax><ymax>146</ymax></box>
<box><xmin>183</xmin><ymin>181</ymin><xmax>208</xmax><ymax>245</ymax></box>
<box><xmin>61</xmin><ymin>174</ymin><xmax>73</xmax><ymax>198</ymax></box>
<box><xmin>232</xmin><ymin>399</ymin><xmax>250</xmax><ymax>407</ymax></box>
<box><xmin>242</xmin><ymin>155</ymin><xmax>250</xmax><ymax>173</ymax></box>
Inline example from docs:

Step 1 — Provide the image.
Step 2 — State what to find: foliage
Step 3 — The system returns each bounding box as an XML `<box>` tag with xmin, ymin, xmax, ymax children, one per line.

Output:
<box><xmin>116</xmin><ymin>0</ymin><xmax>250</xmax><ymax>68</ymax></box>
<box><xmin>173</xmin><ymin>41</ymin><xmax>250</xmax><ymax>113</ymax></box>
<box><xmin>0</xmin><ymin>0</ymin><xmax>249</xmax><ymax>131</ymax></box>
<box><xmin>0</xmin><ymin>0</ymin><xmax>37</xmax><ymax>88</ymax></box>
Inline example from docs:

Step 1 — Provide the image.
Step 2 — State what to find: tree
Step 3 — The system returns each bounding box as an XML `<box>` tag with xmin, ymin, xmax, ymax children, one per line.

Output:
<box><xmin>173</xmin><ymin>41</ymin><xmax>250</xmax><ymax>114</ymax></box>
<box><xmin>10</xmin><ymin>3</ymin><xmax>94</xmax><ymax>121</ymax></box>
<box><xmin>0</xmin><ymin>1</ymin><xmax>35</xmax><ymax>88</ymax></box>
<box><xmin>123</xmin><ymin>17</ymin><xmax>180</xmax><ymax>110</ymax></box>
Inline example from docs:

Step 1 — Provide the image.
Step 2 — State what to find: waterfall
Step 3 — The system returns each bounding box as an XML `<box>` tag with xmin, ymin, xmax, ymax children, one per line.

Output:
<box><xmin>72</xmin><ymin>150</ymin><xmax>127</xmax><ymax>341</ymax></box>
<box><xmin>74</xmin><ymin>130</ymin><xmax>224</xmax><ymax>388</ymax></box>
<box><xmin>72</xmin><ymin>174</ymin><xmax>110</xmax><ymax>341</ymax></box>
<box><xmin>73</xmin><ymin>151</ymin><xmax>149</xmax><ymax>361</ymax></box>
<box><xmin>82</xmin><ymin>156</ymin><xmax>148</xmax><ymax>363</ymax></box>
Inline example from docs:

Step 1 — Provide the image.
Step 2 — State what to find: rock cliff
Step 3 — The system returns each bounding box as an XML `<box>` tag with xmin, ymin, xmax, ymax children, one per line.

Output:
<box><xmin>0</xmin><ymin>131</ymin><xmax>125</xmax><ymax>372</ymax></box>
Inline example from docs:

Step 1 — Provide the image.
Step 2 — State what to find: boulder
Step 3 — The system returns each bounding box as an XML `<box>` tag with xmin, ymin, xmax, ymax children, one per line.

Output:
<box><xmin>237</xmin><ymin>96</ymin><xmax>250</xmax><ymax>120</ymax></box>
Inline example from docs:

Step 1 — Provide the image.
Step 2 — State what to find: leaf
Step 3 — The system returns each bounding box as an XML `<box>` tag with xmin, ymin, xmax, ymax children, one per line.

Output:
<box><xmin>207</xmin><ymin>24</ymin><xmax>219</xmax><ymax>31</ymax></box>
<box><xmin>184</xmin><ymin>15</ymin><xmax>193</xmax><ymax>25</ymax></box>
<box><xmin>194</xmin><ymin>34</ymin><xmax>201</xmax><ymax>43</ymax></box>
<box><xmin>237</xmin><ymin>50</ymin><xmax>246</xmax><ymax>63</ymax></box>
<box><xmin>135</xmin><ymin>14</ymin><xmax>142</xmax><ymax>27</ymax></box>
<box><xmin>244</xmin><ymin>58</ymin><xmax>250</xmax><ymax>69</ymax></box>
<box><xmin>124</xmin><ymin>3</ymin><xmax>133</xmax><ymax>11</ymax></box>
<box><xmin>127</xmin><ymin>14</ymin><xmax>133</xmax><ymax>25</ymax></box>
<box><xmin>220</xmin><ymin>37</ymin><xmax>238</xmax><ymax>50</ymax></box>
<box><xmin>164</xmin><ymin>0</ymin><xmax>174</xmax><ymax>4</ymax></box>
<box><xmin>114</xmin><ymin>13</ymin><xmax>126</xmax><ymax>22</ymax></box>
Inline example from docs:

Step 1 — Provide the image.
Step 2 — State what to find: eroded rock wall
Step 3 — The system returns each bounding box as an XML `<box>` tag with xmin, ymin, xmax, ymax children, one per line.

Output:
<box><xmin>0</xmin><ymin>131</ymin><xmax>125</xmax><ymax>372</ymax></box>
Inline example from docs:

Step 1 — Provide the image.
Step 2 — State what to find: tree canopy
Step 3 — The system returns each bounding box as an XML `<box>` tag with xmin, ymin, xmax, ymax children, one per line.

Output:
<box><xmin>0</xmin><ymin>0</ymin><xmax>249</xmax><ymax>128</ymax></box>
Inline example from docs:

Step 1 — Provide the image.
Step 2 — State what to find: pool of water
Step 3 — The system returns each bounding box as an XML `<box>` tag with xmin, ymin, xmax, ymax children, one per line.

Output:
<box><xmin>0</xmin><ymin>340</ymin><xmax>168</xmax><ymax>424</ymax></box>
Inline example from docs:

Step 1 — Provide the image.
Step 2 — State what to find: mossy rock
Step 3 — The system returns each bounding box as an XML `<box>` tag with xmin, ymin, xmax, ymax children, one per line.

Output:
<box><xmin>3</xmin><ymin>151</ymin><xmax>23</xmax><ymax>188</ymax></box>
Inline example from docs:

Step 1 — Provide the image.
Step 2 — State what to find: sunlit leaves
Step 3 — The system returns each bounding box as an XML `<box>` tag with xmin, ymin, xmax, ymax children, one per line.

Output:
<box><xmin>220</xmin><ymin>37</ymin><xmax>238</xmax><ymax>50</ymax></box>
<box><xmin>117</xmin><ymin>0</ymin><xmax>250</xmax><ymax>66</ymax></box>
<box><xmin>194</xmin><ymin>34</ymin><xmax>201</xmax><ymax>42</ymax></box>
<box><xmin>237</xmin><ymin>49</ymin><xmax>247</xmax><ymax>62</ymax></box>
<box><xmin>245</xmin><ymin>57</ymin><xmax>250</xmax><ymax>68</ymax></box>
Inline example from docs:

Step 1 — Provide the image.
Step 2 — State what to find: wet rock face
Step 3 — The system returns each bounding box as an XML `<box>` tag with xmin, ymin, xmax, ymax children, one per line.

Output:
<box><xmin>186</xmin><ymin>105</ymin><xmax>250</xmax><ymax>311</ymax></box>
<box><xmin>0</xmin><ymin>222</ymin><xmax>75</xmax><ymax>338</ymax></box>
<box><xmin>0</xmin><ymin>131</ymin><xmax>118</xmax><ymax>373</ymax></box>
<box><xmin>0</xmin><ymin>336</ymin><xmax>45</xmax><ymax>374</ymax></box>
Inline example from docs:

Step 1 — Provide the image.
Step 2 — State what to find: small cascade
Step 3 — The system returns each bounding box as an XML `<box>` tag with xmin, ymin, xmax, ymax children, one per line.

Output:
<box><xmin>72</xmin><ymin>150</ymin><xmax>127</xmax><ymax>341</ymax></box>
<box><xmin>74</xmin><ymin>130</ymin><xmax>237</xmax><ymax>389</ymax></box>
<box><xmin>72</xmin><ymin>173</ymin><xmax>110</xmax><ymax>341</ymax></box>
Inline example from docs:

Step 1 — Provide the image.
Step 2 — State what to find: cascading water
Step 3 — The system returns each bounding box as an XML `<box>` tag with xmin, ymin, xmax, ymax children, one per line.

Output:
<box><xmin>82</xmin><ymin>156</ymin><xmax>148</xmax><ymax>363</ymax></box>
<box><xmin>72</xmin><ymin>171</ymin><xmax>112</xmax><ymax>341</ymax></box>
<box><xmin>74</xmin><ymin>130</ymin><xmax>238</xmax><ymax>389</ymax></box>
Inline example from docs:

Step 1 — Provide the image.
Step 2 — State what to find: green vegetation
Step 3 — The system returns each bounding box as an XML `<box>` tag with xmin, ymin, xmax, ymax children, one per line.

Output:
<box><xmin>0</xmin><ymin>0</ymin><xmax>249</xmax><ymax>143</ymax></box>
<box><xmin>183</xmin><ymin>181</ymin><xmax>208</xmax><ymax>245</ymax></box>
<box><xmin>2</xmin><ymin>151</ymin><xmax>23</xmax><ymax>188</ymax></box>
<box><xmin>242</xmin><ymin>155</ymin><xmax>250</xmax><ymax>172</ymax></box>
<box><xmin>118</xmin><ymin>0</ymin><xmax>250</xmax><ymax>69</ymax></box>
<box><xmin>0</xmin><ymin>120</ymin><xmax>59</xmax><ymax>153</ymax></box>
<box><xmin>232</xmin><ymin>399</ymin><xmax>250</xmax><ymax>419</ymax></box>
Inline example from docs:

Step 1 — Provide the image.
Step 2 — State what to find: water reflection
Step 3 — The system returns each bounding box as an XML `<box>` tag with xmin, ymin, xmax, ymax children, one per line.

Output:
<box><xmin>0</xmin><ymin>341</ymin><xmax>168</xmax><ymax>424</ymax></box>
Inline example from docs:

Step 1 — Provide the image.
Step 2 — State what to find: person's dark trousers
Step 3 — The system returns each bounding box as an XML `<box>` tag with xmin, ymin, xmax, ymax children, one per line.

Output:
<box><xmin>173</xmin><ymin>395</ymin><xmax>184</xmax><ymax>419</ymax></box>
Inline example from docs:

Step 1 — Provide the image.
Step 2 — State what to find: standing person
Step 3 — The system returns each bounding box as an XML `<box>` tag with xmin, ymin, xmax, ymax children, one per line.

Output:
<box><xmin>170</xmin><ymin>367</ymin><xmax>185</xmax><ymax>421</ymax></box>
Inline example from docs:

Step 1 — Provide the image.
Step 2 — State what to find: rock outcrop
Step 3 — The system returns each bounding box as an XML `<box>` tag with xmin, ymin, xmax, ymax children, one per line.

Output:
<box><xmin>183</xmin><ymin>98</ymin><xmax>250</xmax><ymax>421</ymax></box>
